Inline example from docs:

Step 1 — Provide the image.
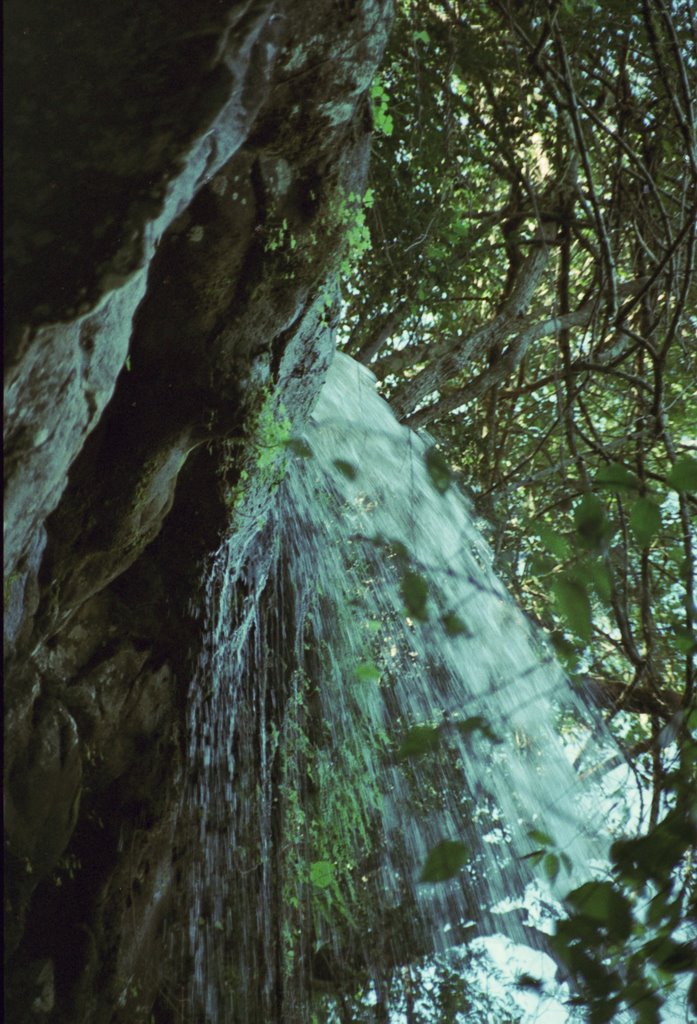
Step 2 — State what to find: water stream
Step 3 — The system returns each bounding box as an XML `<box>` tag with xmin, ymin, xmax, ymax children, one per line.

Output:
<box><xmin>177</xmin><ymin>353</ymin><xmax>626</xmax><ymax>1022</ymax></box>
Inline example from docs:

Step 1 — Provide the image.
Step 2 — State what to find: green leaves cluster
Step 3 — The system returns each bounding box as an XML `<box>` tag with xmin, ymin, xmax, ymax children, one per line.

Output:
<box><xmin>524</xmin><ymin>828</ymin><xmax>573</xmax><ymax>885</ymax></box>
<box><xmin>369</xmin><ymin>78</ymin><xmax>393</xmax><ymax>137</ymax></box>
<box><xmin>335</xmin><ymin>189</ymin><xmax>373</xmax><ymax>277</ymax></box>
<box><xmin>420</xmin><ymin>839</ymin><xmax>469</xmax><ymax>883</ymax></box>
<box><xmin>553</xmin><ymin>723</ymin><xmax>697</xmax><ymax>1022</ymax></box>
<box><xmin>395</xmin><ymin>714</ymin><xmax>500</xmax><ymax>762</ymax></box>
<box><xmin>536</xmin><ymin>456</ymin><xmax>696</xmax><ymax>670</ymax></box>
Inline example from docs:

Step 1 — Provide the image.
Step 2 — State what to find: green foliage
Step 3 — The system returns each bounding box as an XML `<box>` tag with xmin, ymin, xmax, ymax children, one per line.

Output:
<box><xmin>595</xmin><ymin>463</ymin><xmax>641</xmax><ymax>494</ymax></box>
<box><xmin>420</xmin><ymin>839</ymin><xmax>470</xmax><ymax>883</ymax></box>
<box><xmin>341</xmin><ymin>0</ymin><xmax>696</xmax><ymax>802</ymax></box>
<box><xmin>333</xmin><ymin>458</ymin><xmax>358</xmax><ymax>480</ymax></box>
<box><xmin>333</xmin><ymin>190</ymin><xmax>373</xmax><ymax>278</ymax></box>
<box><xmin>553</xmin><ymin>725</ymin><xmax>697</xmax><ymax>1021</ymax></box>
<box><xmin>441</xmin><ymin>612</ymin><xmax>471</xmax><ymax>636</ymax></box>
<box><xmin>254</xmin><ymin>400</ymin><xmax>292</xmax><ymax>471</ymax></box>
<box><xmin>523</xmin><ymin>828</ymin><xmax>573</xmax><ymax>881</ymax></box>
<box><xmin>310</xmin><ymin>861</ymin><xmax>335</xmax><ymax>888</ymax></box>
<box><xmin>400</xmin><ymin>569</ymin><xmax>429</xmax><ymax>621</ymax></box>
<box><xmin>629</xmin><ymin>498</ymin><xmax>661</xmax><ymax>549</ymax></box>
<box><xmin>424</xmin><ymin>445</ymin><xmax>452</xmax><ymax>494</ymax></box>
<box><xmin>223</xmin><ymin>392</ymin><xmax>293</xmax><ymax>515</ymax></box>
<box><xmin>667</xmin><ymin>456</ymin><xmax>697</xmax><ymax>495</ymax></box>
<box><xmin>285</xmin><ymin>437</ymin><xmax>313</xmax><ymax>459</ymax></box>
<box><xmin>396</xmin><ymin>723</ymin><xmax>441</xmax><ymax>759</ymax></box>
<box><xmin>565</xmin><ymin>880</ymin><xmax>634</xmax><ymax>938</ymax></box>
<box><xmin>573</xmin><ymin>494</ymin><xmax>611</xmax><ymax>553</ymax></box>
<box><xmin>455</xmin><ymin>715</ymin><xmax>500</xmax><ymax>744</ymax></box>
<box><xmin>536</xmin><ymin>525</ymin><xmax>571</xmax><ymax>560</ymax></box>
<box><xmin>552</xmin><ymin>575</ymin><xmax>593</xmax><ymax>641</ymax></box>
<box><xmin>369</xmin><ymin>78</ymin><xmax>393</xmax><ymax>136</ymax></box>
<box><xmin>354</xmin><ymin>661</ymin><xmax>381</xmax><ymax>683</ymax></box>
<box><xmin>264</xmin><ymin>217</ymin><xmax>296</xmax><ymax>254</ymax></box>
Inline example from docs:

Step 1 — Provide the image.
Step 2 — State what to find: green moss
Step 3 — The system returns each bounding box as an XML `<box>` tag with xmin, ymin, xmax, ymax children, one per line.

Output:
<box><xmin>223</xmin><ymin>389</ymin><xmax>293</xmax><ymax>518</ymax></box>
<box><xmin>273</xmin><ymin>652</ymin><xmax>390</xmax><ymax>996</ymax></box>
<box><xmin>4</xmin><ymin>570</ymin><xmax>20</xmax><ymax>607</ymax></box>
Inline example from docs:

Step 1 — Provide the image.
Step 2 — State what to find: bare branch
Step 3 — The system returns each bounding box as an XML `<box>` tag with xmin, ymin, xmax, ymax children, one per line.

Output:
<box><xmin>391</xmin><ymin>205</ymin><xmax>560</xmax><ymax>418</ymax></box>
<box><xmin>403</xmin><ymin>279</ymin><xmax>648</xmax><ymax>427</ymax></box>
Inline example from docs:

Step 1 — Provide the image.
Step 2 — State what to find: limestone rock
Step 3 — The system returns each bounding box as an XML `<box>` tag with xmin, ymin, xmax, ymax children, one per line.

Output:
<box><xmin>4</xmin><ymin>1</ymin><xmax>392</xmax><ymax>1019</ymax></box>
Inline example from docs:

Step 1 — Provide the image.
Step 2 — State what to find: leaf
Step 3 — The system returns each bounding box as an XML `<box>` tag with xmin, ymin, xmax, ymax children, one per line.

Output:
<box><xmin>455</xmin><ymin>26</ymin><xmax>498</xmax><ymax>77</ymax></box>
<box><xmin>552</xmin><ymin>576</ymin><xmax>592</xmax><ymax>641</ymax></box>
<box><xmin>536</xmin><ymin>525</ymin><xmax>570</xmax><ymax>558</ymax></box>
<box><xmin>550</xmin><ymin>631</ymin><xmax>578</xmax><ymax>664</ymax></box>
<box><xmin>370</xmin><ymin>82</ymin><xmax>394</xmax><ymax>137</ymax></box>
<box><xmin>516</xmin><ymin>974</ymin><xmax>543</xmax><ymax>990</ymax></box>
<box><xmin>555</xmin><ymin>914</ymin><xmax>606</xmax><ymax>949</ymax></box>
<box><xmin>396</xmin><ymin>724</ymin><xmax>440</xmax><ymax>759</ymax></box>
<box><xmin>643</xmin><ymin>936</ymin><xmax>696</xmax><ymax>974</ymax></box>
<box><xmin>355</xmin><ymin>662</ymin><xmax>381</xmax><ymax>683</ymax></box>
<box><xmin>566</xmin><ymin>881</ymin><xmax>633</xmax><ymax>940</ymax></box>
<box><xmin>589</xmin><ymin>999</ymin><xmax>620</xmax><ymax>1024</ymax></box>
<box><xmin>285</xmin><ymin>437</ymin><xmax>313</xmax><ymax>458</ymax></box>
<box><xmin>574</xmin><ymin>494</ymin><xmax>610</xmax><ymax>550</ymax></box>
<box><xmin>455</xmin><ymin>715</ymin><xmax>500</xmax><ymax>743</ymax></box>
<box><xmin>530</xmin><ymin>553</ymin><xmax>554</xmax><ymax>575</ymax></box>
<box><xmin>384</xmin><ymin>538</ymin><xmax>409</xmax><ymax>562</ymax></box>
<box><xmin>528</xmin><ymin>828</ymin><xmax>554</xmax><ymax>847</ymax></box>
<box><xmin>414</xmin><ymin>29</ymin><xmax>430</xmax><ymax>44</ymax></box>
<box><xmin>543</xmin><ymin>852</ymin><xmax>560</xmax><ymax>882</ymax></box>
<box><xmin>624</xmin><ymin>983</ymin><xmax>663</xmax><ymax>1024</ymax></box>
<box><xmin>566</xmin><ymin>880</ymin><xmax>613</xmax><ymax>918</ymax></box>
<box><xmin>586</xmin><ymin>560</ymin><xmax>612</xmax><ymax>603</ymax></box>
<box><xmin>379</xmin><ymin>112</ymin><xmax>394</xmax><ymax>137</ymax></box>
<box><xmin>401</xmin><ymin>570</ymin><xmax>429</xmax><ymax>621</ymax></box>
<box><xmin>420</xmin><ymin>840</ymin><xmax>469</xmax><ymax>882</ymax></box>
<box><xmin>646</xmin><ymin>889</ymin><xmax>672</xmax><ymax>927</ymax></box>
<box><xmin>425</xmin><ymin>446</ymin><xmax>452</xmax><ymax>494</ymax></box>
<box><xmin>441</xmin><ymin>613</ymin><xmax>472</xmax><ymax>637</ymax></box>
<box><xmin>573</xmin><ymin>560</ymin><xmax>612</xmax><ymax>603</ymax></box>
<box><xmin>667</xmin><ymin>456</ymin><xmax>697</xmax><ymax>494</ymax></box>
<box><xmin>334</xmin><ymin>459</ymin><xmax>357</xmax><ymax>480</ymax></box>
<box><xmin>630</xmin><ymin>497</ymin><xmax>661</xmax><ymax>548</ymax></box>
<box><xmin>310</xmin><ymin>861</ymin><xmax>334</xmax><ymax>888</ymax></box>
<box><xmin>560</xmin><ymin>852</ymin><xmax>573</xmax><ymax>874</ymax></box>
<box><xmin>611</xmin><ymin>808</ymin><xmax>697</xmax><ymax>885</ymax></box>
<box><xmin>595</xmin><ymin>462</ymin><xmax>641</xmax><ymax>492</ymax></box>
<box><xmin>674</xmin><ymin>626</ymin><xmax>697</xmax><ymax>655</ymax></box>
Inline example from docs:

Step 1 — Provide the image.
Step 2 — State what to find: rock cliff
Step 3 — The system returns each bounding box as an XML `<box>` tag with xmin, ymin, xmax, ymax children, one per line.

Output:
<box><xmin>4</xmin><ymin>2</ymin><xmax>392</xmax><ymax>1019</ymax></box>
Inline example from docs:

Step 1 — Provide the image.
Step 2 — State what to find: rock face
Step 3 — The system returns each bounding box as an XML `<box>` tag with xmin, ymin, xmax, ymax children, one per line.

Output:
<box><xmin>4</xmin><ymin>2</ymin><xmax>392</xmax><ymax>1020</ymax></box>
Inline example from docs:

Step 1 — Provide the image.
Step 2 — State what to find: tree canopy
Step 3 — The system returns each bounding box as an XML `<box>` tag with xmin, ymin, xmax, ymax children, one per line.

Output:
<box><xmin>336</xmin><ymin>0</ymin><xmax>696</xmax><ymax>1018</ymax></box>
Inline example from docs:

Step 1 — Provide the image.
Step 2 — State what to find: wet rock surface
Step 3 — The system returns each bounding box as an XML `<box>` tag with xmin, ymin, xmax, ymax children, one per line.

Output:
<box><xmin>4</xmin><ymin>2</ymin><xmax>392</xmax><ymax>1019</ymax></box>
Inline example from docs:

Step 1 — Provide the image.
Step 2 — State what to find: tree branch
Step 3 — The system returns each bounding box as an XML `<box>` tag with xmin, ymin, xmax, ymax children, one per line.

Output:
<box><xmin>391</xmin><ymin>233</ymin><xmax>556</xmax><ymax>418</ymax></box>
<box><xmin>583</xmin><ymin>676</ymin><xmax>681</xmax><ymax>719</ymax></box>
<box><xmin>403</xmin><ymin>279</ymin><xmax>648</xmax><ymax>427</ymax></box>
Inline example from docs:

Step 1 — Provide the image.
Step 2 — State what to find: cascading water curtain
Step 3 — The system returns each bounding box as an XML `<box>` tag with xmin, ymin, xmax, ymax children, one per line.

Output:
<box><xmin>174</xmin><ymin>353</ymin><xmax>629</xmax><ymax>1023</ymax></box>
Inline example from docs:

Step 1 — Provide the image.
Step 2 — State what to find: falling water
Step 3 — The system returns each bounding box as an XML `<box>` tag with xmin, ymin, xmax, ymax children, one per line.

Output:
<box><xmin>177</xmin><ymin>353</ymin><xmax>626</xmax><ymax>1022</ymax></box>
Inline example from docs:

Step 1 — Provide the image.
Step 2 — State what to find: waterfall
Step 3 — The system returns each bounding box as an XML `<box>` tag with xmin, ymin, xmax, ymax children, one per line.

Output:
<box><xmin>176</xmin><ymin>353</ymin><xmax>626</xmax><ymax>1023</ymax></box>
